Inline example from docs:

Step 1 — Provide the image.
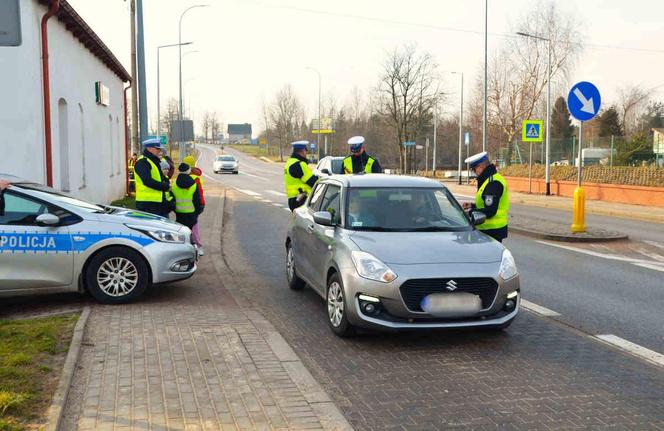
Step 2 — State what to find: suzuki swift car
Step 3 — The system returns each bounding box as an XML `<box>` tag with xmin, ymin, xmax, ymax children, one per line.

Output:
<box><xmin>0</xmin><ymin>175</ymin><xmax>197</xmax><ymax>304</ymax></box>
<box><xmin>285</xmin><ymin>175</ymin><xmax>520</xmax><ymax>336</ymax></box>
<box><xmin>213</xmin><ymin>155</ymin><xmax>239</xmax><ymax>174</ymax></box>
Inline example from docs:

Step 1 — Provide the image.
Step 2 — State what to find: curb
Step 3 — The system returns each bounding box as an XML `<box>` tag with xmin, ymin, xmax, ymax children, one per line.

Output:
<box><xmin>510</xmin><ymin>226</ymin><xmax>628</xmax><ymax>243</ymax></box>
<box><xmin>211</xmin><ymin>189</ymin><xmax>354</xmax><ymax>431</ymax></box>
<box><xmin>43</xmin><ymin>306</ymin><xmax>91</xmax><ymax>431</ymax></box>
<box><xmin>259</xmin><ymin>156</ymin><xmax>275</xmax><ymax>163</ymax></box>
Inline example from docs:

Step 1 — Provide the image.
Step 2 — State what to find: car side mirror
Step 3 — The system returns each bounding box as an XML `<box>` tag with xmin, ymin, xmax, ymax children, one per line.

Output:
<box><xmin>321</xmin><ymin>168</ymin><xmax>330</xmax><ymax>175</ymax></box>
<box><xmin>313</xmin><ymin>211</ymin><xmax>334</xmax><ymax>227</ymax></box>
<box><xmin>470</xmin><ymin>211</ymin><xmax>486</xmax><ymax>226</ymax></box>
<box><xmin>36</xmin><ymin>213</ymin><xmax>60</xmax><ymax>226</ymax></box>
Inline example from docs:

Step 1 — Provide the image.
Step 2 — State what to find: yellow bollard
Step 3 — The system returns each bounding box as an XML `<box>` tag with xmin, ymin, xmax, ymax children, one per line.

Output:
<box><xmin>571</xmin><ymin>186</ymin><xmax>587</xmax><ymax>233</ymax></box>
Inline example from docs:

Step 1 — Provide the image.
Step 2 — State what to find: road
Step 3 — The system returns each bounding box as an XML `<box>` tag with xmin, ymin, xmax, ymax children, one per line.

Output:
<box><xmin>200</xmin><ymin>144</ymin><xmax>664</xmax><ymax>354</ymax></box>
<box><xmin>197</xmin><ymin>144</ymin><xmax>664</xmax><ymax>429</ymax></box>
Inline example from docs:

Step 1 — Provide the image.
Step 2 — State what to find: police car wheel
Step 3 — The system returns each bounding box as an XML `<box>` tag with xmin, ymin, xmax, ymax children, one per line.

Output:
<box><xmin>326</xmin><ymin>273</ymin><xmax>355</xmax><ymax>337</ymax></box>
<box><xmin>286</xmin><ymin>243</ymin><xmax>305</xmax><ymax>290</ymax></box>
<box><xmin>85</xmin><ymin>247</ymin><xmax>149</xmax><ymax>304</ymax></box>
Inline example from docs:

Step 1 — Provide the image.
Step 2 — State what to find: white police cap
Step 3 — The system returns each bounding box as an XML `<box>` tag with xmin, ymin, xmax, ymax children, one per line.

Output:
<box><xmin>142</xmin><ymin>137</ymin><xmax>163</xmax><ymax>148</ymax></box>
<box><xmin>464</xmin><ymin>151</ymin><xmax>489</xmax><ymax>168</ymax></box>
<box><xmin>347</xmin><ymin>136</ymin><xmax>365</xmax><ymax>146</ymax></box>
<box><xmin>291</xmin><ymin>140</ymin><xmax>309</xmax><ymax>150</ymax></box>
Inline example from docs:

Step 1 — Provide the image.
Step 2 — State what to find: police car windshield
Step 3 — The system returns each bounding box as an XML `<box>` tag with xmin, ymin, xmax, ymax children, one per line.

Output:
<box><xmin>345</xmin><ymin>187</ymin><xmax>470</xmax><ymax>232</ymax></box>
<box><xmin>17</xmin><ymin>183</ymin><xmax>105</xmax><ymax>213</ymax></box>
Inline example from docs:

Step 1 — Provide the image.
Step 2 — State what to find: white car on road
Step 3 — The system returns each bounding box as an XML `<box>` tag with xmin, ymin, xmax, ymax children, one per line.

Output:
<box><xmin>213</xmin><ymin>155</ymin><xmax>239</xmax><ymax>174</ymax></box>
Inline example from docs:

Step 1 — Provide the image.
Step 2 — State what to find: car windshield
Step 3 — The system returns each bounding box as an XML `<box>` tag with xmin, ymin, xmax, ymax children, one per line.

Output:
<box><xmin>15</xmin><ymin>183</ymin><xmax>105</xmax><ymax>213</ymax></box>
<box><xmin>217</xmin><ymin>156</ymin><xmax>235</xmax><ymax>161</ymax></box>
<box><xmin>345</xmin><ymin>187</ymin><xmax>470</xmax><ymax>232</ymax></box>
<box><xmin>331</xmin><ymin>159</ymin><xmax>344</xmax><ymax>174</ymax></box>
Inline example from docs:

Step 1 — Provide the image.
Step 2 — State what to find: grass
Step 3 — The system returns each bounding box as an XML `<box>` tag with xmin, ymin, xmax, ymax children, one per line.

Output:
<box><xmin>0</xmin><ymin>314</ymin><xmax>79</xmax><ymax>430</ymax></box>
<box><xmin>226</xmin><ymin>144</ymin><xmax>282</xmax><ymax>162</ymax></box>
<box><xmin>111</xmin><ymin>195</ymin><xmax>136</xmax><ymax>209</ymax></box>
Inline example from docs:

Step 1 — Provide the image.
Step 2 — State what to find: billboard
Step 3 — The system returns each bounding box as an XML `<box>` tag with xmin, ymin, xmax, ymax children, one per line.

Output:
<box><xmin>170</xmin><ymin>120</ymin><xmax>194</xmax><ymax>142</ymax></box>
<box><xmin>312</xmin><ymin>118</ymin><xmax>335</xmax><ymax>134</ymax></box>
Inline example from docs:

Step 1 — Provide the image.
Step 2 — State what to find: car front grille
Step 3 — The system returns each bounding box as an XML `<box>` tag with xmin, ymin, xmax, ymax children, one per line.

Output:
<box><xmin>399</xmin><ymin>278</ymin><xmax>499</xmax><ymax>312</ymax></box>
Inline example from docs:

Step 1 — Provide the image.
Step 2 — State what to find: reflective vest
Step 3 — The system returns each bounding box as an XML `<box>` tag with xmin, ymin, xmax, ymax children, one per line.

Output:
<box><xmin>134</xmin><ymin>156</ymin><xmax>164</xmax><ymax>203</ymax></box>
<box><xmin>343</xmin><ymin>155</ymin><xmax>375</xmax><ymax>174</ymax></box>
<box><xmin>284</xmin><ymin>157</ymin><xmax>314</xmax><ymax>198</ymax></box>
<box><xmin>475</xmin><ymin>173</ymin><xmax>509</xmax><ymax>230</ymax></box>
<box><xmin>191</xmin><ymin>173</ymin><xmax>204</xmax><ymax>187</ymax></box>
<box><xmin>171</xmin><ymin>182</ymin><xmax>196</xmax><ymax>213</ymax></box>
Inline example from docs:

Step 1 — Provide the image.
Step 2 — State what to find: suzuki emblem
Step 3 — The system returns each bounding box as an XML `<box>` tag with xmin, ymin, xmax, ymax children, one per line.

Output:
<box><xmin>445</xmin><ymin>280</ymin><xmax>458</xmax><ymax>291</ymax></box>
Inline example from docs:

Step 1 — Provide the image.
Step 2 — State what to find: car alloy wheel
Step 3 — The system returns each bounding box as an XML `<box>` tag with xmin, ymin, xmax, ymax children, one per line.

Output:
<box><xmin>97</xmin><ymin>257</ymin><xmax>139</xmax><ymax>297</ymax></box>
<box><xmin>327</xmin><ymin>281</ymin><xmax>344</xmax><ymax>327</ymax></box>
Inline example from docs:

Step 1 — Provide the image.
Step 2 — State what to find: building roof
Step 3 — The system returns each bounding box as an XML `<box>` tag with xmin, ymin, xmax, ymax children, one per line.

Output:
<box><xmin>228</xmin><ymin>123</ymin><xmax>252</xmax><ymax>135</ymax></box>
<box><xmin>38</xmin><ymin>0</ymin><xmax>131</xmax><ymax>82</ymax></box>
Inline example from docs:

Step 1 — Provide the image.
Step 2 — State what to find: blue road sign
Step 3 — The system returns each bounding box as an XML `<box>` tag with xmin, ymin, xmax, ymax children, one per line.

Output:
<box><xmin>310</xmin><ymin>143</ymin><xmax>316</xmax><ymax>149</ymax></box>
<box><xmin>464</xmin><ymin>132</ymin><xmax>470</xmax><ymax>145</ymax></box>
<box><xmin>567</xmin><ymin>81</ymin><xmax>601</xmax><ymax>122</ymax></box>
<box><xmin>402</xmin><ymin>141</ymin><xmax>416</xmax><ymax>146</ymax></box>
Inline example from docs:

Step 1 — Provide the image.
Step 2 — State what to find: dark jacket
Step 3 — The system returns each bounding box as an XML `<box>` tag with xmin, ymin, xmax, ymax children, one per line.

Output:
<box><xmin>471</xmin><ymin>164</ymin><xmax>508</xmax><ymax>241</ymax></box>
<box><xmin>346</xmin><ymin>152</ymin><xmax>383</xmax><ymax>174</ymax></box>
<box><xmin>134</xmin><ymin>150</ymin><xmax>172</xmax><ymax>216</ymax></box>
<box><xmin>173</xmin><ymin>173</ymin><xmax>203</xmax><ymax>228</ymax></box>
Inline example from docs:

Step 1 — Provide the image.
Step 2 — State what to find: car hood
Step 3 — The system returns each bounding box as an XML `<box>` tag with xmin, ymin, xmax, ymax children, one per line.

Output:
<box><xmin>348</xmin><ymin>230</ymin><xmax>503</xmax><ymax>264</ymax></box>
<box><xmin>93</xmin><ymin>208</ymin><xmax>185</xmax><ymax>231</ymax></box>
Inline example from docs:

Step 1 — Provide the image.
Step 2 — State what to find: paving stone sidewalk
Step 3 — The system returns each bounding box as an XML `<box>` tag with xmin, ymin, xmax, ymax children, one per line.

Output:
<box><xmin>62</xmin><ymin>189</ymin><xmax>351</xmax><ymax>431</ymax></box>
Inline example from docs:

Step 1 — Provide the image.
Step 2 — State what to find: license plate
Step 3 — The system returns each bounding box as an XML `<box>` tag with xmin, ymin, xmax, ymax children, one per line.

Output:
<box><xmin>421</xmin><ymin>292</ymin><xmax>482</xmax><ymax>317</ymax></box>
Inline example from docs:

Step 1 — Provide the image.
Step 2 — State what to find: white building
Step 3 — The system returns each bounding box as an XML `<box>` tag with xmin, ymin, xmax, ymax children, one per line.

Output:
<box><xmin>0</xmin><ymin>0</ymin><xmax>131</xmax><ymax>204</ymax></box>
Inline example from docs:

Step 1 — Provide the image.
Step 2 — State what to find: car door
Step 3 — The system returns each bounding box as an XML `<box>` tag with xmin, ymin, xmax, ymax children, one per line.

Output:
<box><xmin>0</xmin><ymin>190</ymin><xmax>74</xmax><ymax>290</ymax></box>
<box><xmin>308</xmin><ymin>184</ymin><xmax>342</xmax><ymax>293</ymax></box>
<box><xmin>293</xmin><ymin>183</ymin><xmax>326</xmax><ymax>283</ymax></box>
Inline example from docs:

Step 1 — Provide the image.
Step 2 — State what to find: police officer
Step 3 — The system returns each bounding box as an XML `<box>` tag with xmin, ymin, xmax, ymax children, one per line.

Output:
<box><xmin>343</xmin><ymin>136</ymin><xmax>383</xmax><ymax>174</ymax></box>
<box><xmin>462</xmin><ymin>151</ymin><xmax>510</xmax><ymax>242</ymax></box>
<box><xmin>134</xmin><ymin>138</ymin><xmax>172</xmax><ymax>217</ymax></box>
<box><xmin>284</xmin><ymin>141</ymin><xmax>319</xmax><ymax>211</ymax></box>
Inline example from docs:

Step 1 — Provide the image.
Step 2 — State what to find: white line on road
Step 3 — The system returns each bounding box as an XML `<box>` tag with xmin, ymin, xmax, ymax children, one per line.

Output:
<box><xmin>283</xmin><ymin>208</ymin><xmax>291</xmax><ymax>212</ymax></box>
<box><xmin>595</xmin><ymin>334</ymin><xmax>664</xmax><ymax>367</ymax></box>
<box><xmin>272</xmin><ymin>203</ymin><xmax>282</xmax><ymax>207</ymax></box>
<box><xmin>520</xmin><ymin>299</ymin><xmax>561</xmax><ymax>317</ymax></box>
<box><xmin>236</xmin><ymin>188</ymin><xmax>262</xmax><ymax>197</ymax></box>
<box><xmin>266</xmin><ymin>190</ymin><xmax>286</xmax><ymax>197</ymax></box>
<box><xmin>644</xmin><ymin>240</ymin><xmax>664</xmax><ymax>251</ymax></box>
<box><xmin>633</xmin><ymin>262</ymin><xmax>664</xmax><ymax>273</ymax></box>
<box><xmin>239</xmin><ymin>171</ymin><xmax>268</xmax><ymax>181</ymax></box>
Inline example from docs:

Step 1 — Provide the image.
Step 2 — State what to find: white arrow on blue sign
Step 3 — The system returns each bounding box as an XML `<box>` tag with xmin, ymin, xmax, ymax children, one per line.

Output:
<box><xmin>567</xmin><ymin>81</ymin><xmax>601</xmax><ymax>122</ymax></box>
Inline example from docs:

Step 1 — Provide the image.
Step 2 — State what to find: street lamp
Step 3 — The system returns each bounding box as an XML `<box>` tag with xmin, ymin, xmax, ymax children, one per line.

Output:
<box><xmin>432</xmin><ymin>91</ymin><xmax>445</xmax><ymax>177</ymax></box>
<box><xmin>482</xmin><ymin>0</ymin><xmax>488</xmax><ymax>153</ymax></box>
<box><xmin>178</xmin><ymin>4</ymin><xmax>209</xmax><ymax>150</ymax></box>
<box><xmin>451</xmin><ymin>72</ymin><xmax>464</xmax><ymax>185</ymax></box>
<box><xmin>157</xmin><ymin>42</ymin><xmax>192</xmax><ymax>137</ymax></box>
<box><xmin>306</xmin><ymin>66</ymin><xmax>322</xmax><ymax>160</ymax></box>
<box><xmin>517</xmin><ymin>30</ymin><xmax>552</xmax><ymax>195</ymax></box>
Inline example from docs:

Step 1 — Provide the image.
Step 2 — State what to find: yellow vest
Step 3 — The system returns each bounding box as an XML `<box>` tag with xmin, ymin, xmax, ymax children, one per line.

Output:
<box><xmin>284</xmin><ymin>157</ymin><xmax>314</xmax><ymax>198</ymax></box>
<box><xmin>134</xmin><ymin>156</ymin><xmax>164</xmax><ymax>203</ymax></box>
<box><xmin>475</xmin><ymin>173</ymin><xmax>509</xmax><ymax>230</ymax></box>
<box><xmin>343</xmin><ymin>155</ymin><xmax>375</xmax><ymax>174</ymax></box>
<box><xmin>172</xmin><ymin>182</ymin><xmax>196</xmax><ymax>213</ymax></box>
<box><xmin>190</xmin><ymin>173</ymin><xmax>204</xmax><ymax>187</ymax></box>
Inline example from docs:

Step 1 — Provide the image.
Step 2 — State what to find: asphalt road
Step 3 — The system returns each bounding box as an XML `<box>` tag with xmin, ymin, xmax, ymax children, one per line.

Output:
<box><xmin>199</xmin><ymin>144</ymin><xmax>664</xmax><ymax>354</ymax></box>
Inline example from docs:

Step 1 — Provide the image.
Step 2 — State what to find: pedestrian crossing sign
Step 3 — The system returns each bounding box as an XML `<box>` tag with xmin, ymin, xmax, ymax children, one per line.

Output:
<box><xmin>522</xmin><ymin>120</ymin><xmax>543</xmax><ymax>142</ymax></box>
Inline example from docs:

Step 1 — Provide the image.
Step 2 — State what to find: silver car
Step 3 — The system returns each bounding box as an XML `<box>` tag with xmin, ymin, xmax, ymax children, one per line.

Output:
<box><xmin>213</xmin><ymin>155</ymin><xmax>239</xmax><ymax>174</ymax></box>
<box><xmin>0</xmin><ymin>175</ymin><xmax>197</xmax><ymax>304</ymax></box>
<box><xmin>285</xmin><ymin>175</ymin><xmax>520</xmax><ymax>336</ymax></box>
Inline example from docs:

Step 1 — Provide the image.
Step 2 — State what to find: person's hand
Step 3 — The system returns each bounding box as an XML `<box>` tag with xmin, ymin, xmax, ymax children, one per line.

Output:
<box><xmin>462</xmin><ymin>202</ymin><xmax>472</xmax><ymax>210</ymax></box>
<box><xmin>0</xmin><ymin>180</ymin><xmax>11</xmax><ymax>190</ymax></box>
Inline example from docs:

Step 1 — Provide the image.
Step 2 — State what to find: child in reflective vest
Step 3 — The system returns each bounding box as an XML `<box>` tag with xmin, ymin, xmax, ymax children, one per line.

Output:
<box><xmin>172</xmin><ymin>163</ymin><xmax>204</xmax><ymax>254</ymax></box>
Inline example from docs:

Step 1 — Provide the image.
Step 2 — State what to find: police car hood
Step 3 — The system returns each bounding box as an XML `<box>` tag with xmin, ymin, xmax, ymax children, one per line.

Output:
<box><xmin>94</xmin><ymin>208</ymin><xmax>185</xmax><ymax>231</ymax></box>
<box><xmin>348</xmin><ymin>229</ymin><xmax>503</xmax><ymax>264</ymax></box>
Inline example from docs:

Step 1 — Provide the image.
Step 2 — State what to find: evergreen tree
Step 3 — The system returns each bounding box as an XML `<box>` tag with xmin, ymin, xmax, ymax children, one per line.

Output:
<box><xmin>551</xmin><ymin>96</ymin><xmax>574</xmax><ymax>138</ymax></box>
<box><xmin>598</xmin><ymin>106</ymin><xmax>623</xmax><ymax>137</ymax></box>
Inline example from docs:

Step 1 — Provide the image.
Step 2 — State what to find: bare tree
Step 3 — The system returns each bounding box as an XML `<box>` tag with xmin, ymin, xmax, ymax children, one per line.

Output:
<box><xmin>210</xmin><ymin>113</ymin><xmax>222</xmax><ymax>145</ymax></box>
<box><xmin>617</xmin><ymin>85</ymin><xmax>650</xmax><ymax>137</ymax></box>
<box><xmin>201</xmin><ymin>111</ymin><xmax>213</xmax><ymax>145</ymax></box>
<box><xmin>269</xmin><ymin>85</ymin><xmax>304</xmax><ymax>161</ymax></box>
<box><xmin>161</xmin><ymin>98</ymin><xmax>180</xmax><ymax>154</ymax></box>
<box><xmin>377</xmin><ymin>43</ymin><xmax>440</xmax><ymax>172</ymax></box>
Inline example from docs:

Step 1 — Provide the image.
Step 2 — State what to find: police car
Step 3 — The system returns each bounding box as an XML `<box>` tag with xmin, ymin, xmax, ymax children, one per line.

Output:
<box><xmin>0</xmin><ymin>174</ymin><xmax>197</xmax><ymax>304</ymax></box>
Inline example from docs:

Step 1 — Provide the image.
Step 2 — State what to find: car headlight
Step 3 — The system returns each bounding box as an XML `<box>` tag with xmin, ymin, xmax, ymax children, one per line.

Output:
<box><xmin>499</xmin><ymin>249</ymin><xmax>518</xmax><ymax>280</ymax></box>
<box><xmin>126</xmin><ymin>224</ymin><xmax>186</xmax><ymax>244</ymax></box>
<box><xmin>351</xmin><ymin>251</ymin><xmax>397</xmax><ymax>283</ymax></box>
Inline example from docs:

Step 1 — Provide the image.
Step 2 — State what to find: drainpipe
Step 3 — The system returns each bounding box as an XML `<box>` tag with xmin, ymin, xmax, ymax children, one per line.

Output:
<box><xmin>124</xmin><ymin>82</ymin><xmax>132</xmax><ymax>195</ymax></box>
<box><xmin>41</xmin><ymin>0</ymin><xmax>60</xmax><ymax>187</ymax></box>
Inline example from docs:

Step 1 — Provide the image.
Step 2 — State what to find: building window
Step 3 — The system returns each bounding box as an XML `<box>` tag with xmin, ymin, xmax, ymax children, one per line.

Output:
<box><xmin>58</xmin><ymin>98</ymin><xmax>69</xmax><ymax>192</ymax></box>
<box><xmin>79</xmin><ymin>104</ymin><xmax>86</xmax><ymax>189</ymax></box>
<box><xmin>109</xmin><ymin>115</ymin><xmax>114</xmax><ymax>177</ymax></box>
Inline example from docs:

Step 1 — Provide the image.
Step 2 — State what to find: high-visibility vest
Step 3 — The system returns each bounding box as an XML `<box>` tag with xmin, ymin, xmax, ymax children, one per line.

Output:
<box><xmin>475</xmin><ymin>172</ymin><xmax>509</xmax><ymax>230</ymax></box>
<box><xmin>191</xmin><ymin>173</ymin><xmax>204</xmax><ymax>187</ymax></box>
<box><xmin>343</xmin><ymin>156</ymin><xmax>375</xmax><ymax>174</ymax></box>
<box><xmin>284</xmin><ymin>157</ymin><xmax>314</xmax><ymax>198</ymax></box>
<box><xmin>172</xmin><ymin>182</ymin><xmax>196</xmax><ymax>213</ymax></box>
<box><xmin>134</xmin><ymin>156</ymin><xmax>164</xmax><ymax>203</ymax></box>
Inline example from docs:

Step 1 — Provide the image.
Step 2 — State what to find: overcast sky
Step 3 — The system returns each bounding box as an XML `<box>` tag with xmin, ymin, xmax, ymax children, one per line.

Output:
<box><xmin>68</xmin><ymin>0</ymin><xmax>664</xmax><ymax>136</ymax></box>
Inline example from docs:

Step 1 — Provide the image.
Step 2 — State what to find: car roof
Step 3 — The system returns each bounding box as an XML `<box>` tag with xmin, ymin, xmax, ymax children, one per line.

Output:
<box><xmin>323</xmin><ymin>174</ymin><xmax>446</xmax><ymax>188</ymax></box>
<box><xmin>0</xmin><ymin>173</ymin><xmax>29</xmax><ymax>183</ymax></box>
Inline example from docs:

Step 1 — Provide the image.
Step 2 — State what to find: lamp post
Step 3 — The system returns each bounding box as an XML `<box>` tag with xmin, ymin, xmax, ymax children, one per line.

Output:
<box><xmin>432</xmin><ymin>91</ymin><xmax>446</xmax><ymax>177</ymax></box>
<box><xmin>451</xmin><ymin>72</ymin><xmax>464</xmax><ymax>185</ymax></box>
<box><xmin>482</xmin><ymin>0</ymin><xmax>488</xmax><ymax>152</ymax></box>
<box><xmin>306</xmin><ymin>66</ymin><xmax>322</xmax><ymax>160</ymax></box>
<box><xmin>178</xmin><ymin>4</ymin><xmax>208</xmax><ymax>153</ymax></box>
<box><xmin>517</xmin><ymin>31</ymin><xmax>552</xmax><ymax>195</ymax></box>
<box><xmin>157</xmin><ymin>42</ymin><xmax>192</xmax><ymax>138</ymax></box>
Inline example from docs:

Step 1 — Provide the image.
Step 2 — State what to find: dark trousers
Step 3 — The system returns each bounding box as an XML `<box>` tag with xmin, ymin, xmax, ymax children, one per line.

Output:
<box><xmin>480</xmin><ymin>225</ymin><xmax>508</xmax><ymax>242</ymax></box>
<box><xmin>136</xmin><ymin>201</ymin><xmax>170</xmax><ymax>218</ymax></box>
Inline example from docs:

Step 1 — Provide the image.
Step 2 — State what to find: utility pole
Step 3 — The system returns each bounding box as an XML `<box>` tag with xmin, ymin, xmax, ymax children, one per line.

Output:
<box><xmin>306</xmin><ymin>67</ymin><xmax>322</xmax><ymax>161</ymax></box>
<box><xmin>482</xmin><ymin>0</ymin><xmax>488</xmax><ymax>153</ymax></box>
<box><xmin>457</xmin><ymin>72</ymin><xmax>464</xmax><ymax>185</ymax></box>
<box><xmin>129</xmin><ymin>0</ymin><xmax>139</xmax><ymax>153</ymax></box>
<box><xmin>136</xmin><ymin>0</ymin><xmax>148</xmax><ymax>143</ymax></box>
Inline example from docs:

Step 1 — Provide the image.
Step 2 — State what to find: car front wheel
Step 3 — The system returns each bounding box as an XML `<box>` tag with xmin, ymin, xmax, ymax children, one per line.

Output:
<box><xmin>85</xmin><ymin>246</ymin><xmax>149</xmax><ymax>304</ymax></box>
<box><xmin>286</xmin><ymin>243</ymin><xmax>305</xmax><ymax>290</ymax></box>
<box><xmin>327</xmin><ymin>273</ymin><xmax>355</xmax><ymax>337</ymax></box>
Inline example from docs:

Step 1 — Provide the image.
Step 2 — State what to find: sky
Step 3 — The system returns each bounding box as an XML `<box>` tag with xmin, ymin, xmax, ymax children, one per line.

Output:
<box><xmin>68</xmin><ymin>0</ymin><xmax>664</xmax><ymax>136</ymax></box>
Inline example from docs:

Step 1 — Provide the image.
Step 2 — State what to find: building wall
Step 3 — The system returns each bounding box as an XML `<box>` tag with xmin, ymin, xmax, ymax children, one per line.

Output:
<box><xmin>0</xmin><ymin>1</ymin><xmax>126</xmax><ymax>204</ymax></box>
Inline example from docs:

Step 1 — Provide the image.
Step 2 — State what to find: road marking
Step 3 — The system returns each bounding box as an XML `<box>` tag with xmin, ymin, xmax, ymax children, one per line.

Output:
<box><xmin>595</xmin><ymin>334</ymin><xmax>664</xmax><ymax>367</ymax></box>
<box><xmin>239</xmin><ymin>171</ymin><xmax>268</xmax><ymax>181</ymax></box>
<box><xmin>272</xmin><ymin>203</ymin><xmax>281</xmax><ymax>207</ymax></box>
<box><xmin>633</xmin><ymin>262</ymin><xmax>664</xmax><ymax>273</ymax></box>
<box><xmin>520</xmin><ymin>299</ymin><xmax>561</xmax><ymax>317</ymax></box>
<box><xmin>644</xmin><ymin>240</ymin><xmax>664</xmax><ymax>251</ymax></box>
<box><xmin>283</xmin><ymin>208</ymin><xmax>291</xmax><ymax>212</ymax></box>
<box><xmin>236</xmin><ymin>188</ymin><xmax>261</xmax><ymax>197</ymax></box>
<box><xmin>266</xmin><ymin>190</ymin><xmax>286</xmax><ymax>197</ymax></box>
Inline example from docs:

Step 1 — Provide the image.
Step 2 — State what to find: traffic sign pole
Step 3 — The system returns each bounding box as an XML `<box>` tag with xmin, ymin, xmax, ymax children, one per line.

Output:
<box><xmin>572</xmin><ymin>122</ymin><xmax>586</xmax><ymax>232</ymax></box>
